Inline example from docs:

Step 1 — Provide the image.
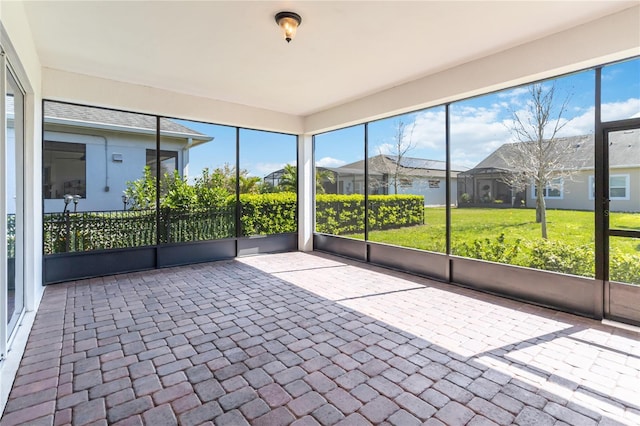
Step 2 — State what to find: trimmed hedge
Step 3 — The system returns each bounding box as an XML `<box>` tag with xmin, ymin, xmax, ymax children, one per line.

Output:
<box><xmin>43</xmin><ymin>193</ymin><xmax>427</xmax><ymax>254</ymax></box>
<box><xmin>315</xmin><ymin>194</ymin><xmax>424</xmax><ymax>235</ymax></box>
<box><xmin>240</xmin><ymin>193</ymin><xmax>297</xmax><ymax>236</ymax></box>
<box><xmin>44</xmin><ymin>210</ymin><xmax>157</xmax><ymax>254</ymax></box>
<box><xmin>7</xmin><ymin>213</ymin><xmax>15</xmax><ymax>258</ymax></box>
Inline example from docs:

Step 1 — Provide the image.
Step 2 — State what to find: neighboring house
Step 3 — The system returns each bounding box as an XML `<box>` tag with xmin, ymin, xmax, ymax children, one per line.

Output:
<box><xmin>42</xmin><ymin>102</ymin><xmax>212</xmax><ymax>212</ymax></box>
<box><xmin>458</xmin><ymin>131</ymin><xmax>639</xmax><ymax>212</ymax></box>
<box><xmin>320</xmin><ymin>155</ymin><xmax>467</xmax><ymax>206</ymax></box>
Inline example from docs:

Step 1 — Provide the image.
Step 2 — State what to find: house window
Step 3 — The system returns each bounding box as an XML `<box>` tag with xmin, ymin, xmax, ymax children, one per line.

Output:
<box><xmin>146</xmin><ymin>149</ymin><xmax>178</xmax><ymax>177</ymax></box>
<box><xmin>532</xmin><ymin>177</ymin><xmax>563</xmax><ymax>199</ymax></box>
<box><xmin>428</xmin><ymin>179</ymin><xmax>440</xmax><ymax>189</ymax></box>
<box><xmin>43</xmin><ymin>141</ymin><xmax>86</xmax><ymax>199</ymax></box>
<box><xmin>399</xmin><ymin>178</ymin><xmax>413</xmax><ymax>188</ymax></box>
<box><xmin>588</xmin><ymin>175</ymin><xmax>630</xmax><ymax>200</ymax></box>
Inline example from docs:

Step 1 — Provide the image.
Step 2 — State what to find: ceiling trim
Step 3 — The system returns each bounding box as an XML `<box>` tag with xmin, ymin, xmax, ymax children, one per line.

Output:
<box><xmin>305</xmin><ymin>5</ymin><xmax>640</xmax><ymax>134</ymax></box>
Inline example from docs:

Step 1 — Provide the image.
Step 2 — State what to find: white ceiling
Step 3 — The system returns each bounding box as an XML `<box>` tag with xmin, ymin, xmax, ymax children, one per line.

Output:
<box><xmin>22</xmin><ymin>1</ymin><xmax>638</xmax><ymax>116</ymax></box>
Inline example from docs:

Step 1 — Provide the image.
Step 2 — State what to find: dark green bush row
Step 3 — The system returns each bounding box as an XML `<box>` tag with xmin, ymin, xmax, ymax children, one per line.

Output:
<box><xmin>240</xmin><ymin>193</ymin><xmax>297</xmax><ymax>236</ymax></box>
<box><xmin>44</xmin><ymin>210</ymin><xmax>157</xmax><ymax>254</ymax></box>
<box><xmin>45</xmin><ymin>193</ymin><xmax>425</xmax><ymax>253</ymax></box>
<box><xmin>452</xmin><ymin>234</ymin><xmax>639</xmax><ymax>284</ymax></box>
<box><xmin>315</xmin><ymin>194</ymin><xmax>424</xmax><ymax>235</ymax></box>
<box><xmin>7</xmin><ymin>214</ymin><xmax>15</xmax><ymax>258</ymax></box>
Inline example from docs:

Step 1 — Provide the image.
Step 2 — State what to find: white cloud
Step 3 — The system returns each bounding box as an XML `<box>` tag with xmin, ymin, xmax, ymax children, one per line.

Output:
<box><xmin>372</xmin><ymin>96</ymin><xmax>640</xmax><ymax>169</ymax></box>
<box><xmin>316</xmin><ymin>156</ymin><xmax>346</xmax><ymax>168</ymax></box>
<box><xmin>410</xmin><ymin>109</ymin><xmax>446</xmax><ymax>150</ymax></box>
<box><xmin>375</xmin><ymin>143</ymin><xmax>394</xmax><ymax>155</ymax></box>
<box><xmin>601</xmin><ymin>98</ymin><xmax>640</xmax><ymax>122</ymax></box>
<box><xmin>252</xmin><ymin>161</ymin><xmax>293</xmax><ymax>177</ymax></box>
<box><xmin>497</xmin><ymin>86</ymin><xmax>528</xmax><ymax>99</ymax></box>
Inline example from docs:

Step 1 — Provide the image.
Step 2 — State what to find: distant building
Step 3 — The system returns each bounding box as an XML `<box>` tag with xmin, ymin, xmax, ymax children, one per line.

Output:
<box><xmin>42</xmin><ymin>102</ymin><xmax>212</xmax><ymax>212</ymax></box>
<box><xmin>326</xmin><ymin>155</ymin><xmax>467</xmax><ymax>206</ymax></box>
<box><xmin>458</xmin><ymin>132</ymin><xmax>639</xmax><ymax>212</ymax></box>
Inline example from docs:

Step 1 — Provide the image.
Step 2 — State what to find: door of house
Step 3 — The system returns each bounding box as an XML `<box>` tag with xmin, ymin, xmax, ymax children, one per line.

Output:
<box><xmin>602</xmin><ymin>122</ymin><xmax>640</xmax><ymax>326</ymax></box>
<box><xmin>1</xmin><ymin>54</ymin><xmax>25</xmax><ymax>360</ymax></box>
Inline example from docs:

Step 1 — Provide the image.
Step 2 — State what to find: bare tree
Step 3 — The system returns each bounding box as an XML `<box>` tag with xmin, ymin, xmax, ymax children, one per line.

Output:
<box><xmin>376</xmin><ymin>119</ymin><xmax>416</xmax><ymax>194</ymax></box>
<box><xmin>500</xmin><ymin>82</ymin><xmax>577</xmax><ymax>239</ymax></box>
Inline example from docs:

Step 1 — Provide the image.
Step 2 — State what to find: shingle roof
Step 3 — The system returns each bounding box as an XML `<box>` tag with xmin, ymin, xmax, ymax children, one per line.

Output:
<box><xmin>338</xmin><ymin>154</ymin><xmax>468</xmax><ymax>177</ymax></box>
<box><xmin>44</xmin><ymin>101</ymin><xmax>211</xmax><ymax>140</ymax></box>
<box><xmin>467</xmin><ymin>131</ymin><xmax>639</xmax><ymax>173</ymax></box>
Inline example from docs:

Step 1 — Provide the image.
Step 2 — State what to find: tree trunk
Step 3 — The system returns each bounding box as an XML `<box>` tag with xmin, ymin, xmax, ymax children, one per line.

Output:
<box><xmin>537</xmin><ymin>190</ymin><xmax>548</xmax><ymax>239</ymax></box>
<box><xmin>393</xmin><ymin>171</ymin><xmax>398</xmax><ymax>195</ymax></box>
<box><xmin>536</xmin><ymin>204</ymin><xmax>542</xmax><ymax>223</ymax></box>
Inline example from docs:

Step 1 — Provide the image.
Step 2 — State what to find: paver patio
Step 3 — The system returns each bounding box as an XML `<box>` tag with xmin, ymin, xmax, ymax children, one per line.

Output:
<box><xmin>1</xmin><ymin>251</ymin><xmax>639</xmax><ymax>425</ymax></box>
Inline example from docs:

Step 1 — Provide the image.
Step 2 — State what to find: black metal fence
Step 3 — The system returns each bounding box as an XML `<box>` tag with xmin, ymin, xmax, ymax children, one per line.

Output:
<box><xmin>159</xmin><ymin>207</ymin><xmax>235</xmax><ymax>244</ymax></box>
<box><xmin>43</xmin><ymin>207</ymin><xmax>235</xmax><ymax>254</ymax></box>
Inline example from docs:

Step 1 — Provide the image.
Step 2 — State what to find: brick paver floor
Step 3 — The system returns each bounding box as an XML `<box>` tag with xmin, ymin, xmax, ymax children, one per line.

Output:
<box><xmin>2</xmin><ymin>252</ymin><xmax>639</xmax><ymax>425</ymax></box>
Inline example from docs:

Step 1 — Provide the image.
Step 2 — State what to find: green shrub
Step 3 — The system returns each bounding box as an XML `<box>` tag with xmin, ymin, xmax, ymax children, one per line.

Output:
<box><xmin>609</xmin><ymin>250</ymin><xmax>640</xmax><ymax>284</ymax></box>
<box><xmin>452</xmin><ymin>233</ymin><xmax>521</xmax><ymax>264</ymax></box>
<box><xmin>315</xmin><ymin>194</ymin><xmax>365</xmax><ymax>235</ymax></box>
<box><xmin>316</xmin><ymin>194</ymin><xmax>423</xmax><ymax>235</ymax></box>
<box><xmin>7</xmin><ymin>214</ymin><xmax>15</xmax><ymax>258</ymax></box>
<box><xmin>44</xmin><ymin>210</ymin><xmax>158</xmax><ymax>253</ymax></box>
<box><xmin>160</xmin><ymin>205</ymin><xmax>235</xmax><ymax>243</ymax></box>
<box><xmin>240</xmin><ymin>193</ymin><xmax>297</xmax><ymax>236</ymax></box>
<box><xmin>527</xmin><ymin>240</ymin><xmax>595</xmax><ymax>277</ymax></box>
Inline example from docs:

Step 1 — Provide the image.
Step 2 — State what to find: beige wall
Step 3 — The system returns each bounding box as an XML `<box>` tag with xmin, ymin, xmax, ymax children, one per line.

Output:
<box><xmin>32</xmin><ymin>5</ymin><xmax>640</xmax><ymax>138</ymax></box>
<box><xmin>610</xmin><ymin>168</ymin><xmax>640</xmax><ymax>213</ymax></box>
<box><xmin>540</xmin><ymin>168</ymin><xmax>639</xmax><ymax>213</ymax></box>
<box><xmin>43</xmin><ymin>68</ymin><xmax>305</xmax><ymax>135</ymax></box>
<box><xmin>1</xmin><ymin>2</ymin><xmax>43</xmax><ymax>311</ymax></box>
<box><xmin>0</xmin><ymin>0</ymin><xmax>43</xmax><ymax>413</ymax></box>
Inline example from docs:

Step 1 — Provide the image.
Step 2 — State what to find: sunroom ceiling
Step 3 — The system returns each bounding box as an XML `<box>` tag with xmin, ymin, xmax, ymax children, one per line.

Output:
<box><xmin>22</xmin><ymin>1</ymin><xmax>638</xmax><ymax>116</ymax></box>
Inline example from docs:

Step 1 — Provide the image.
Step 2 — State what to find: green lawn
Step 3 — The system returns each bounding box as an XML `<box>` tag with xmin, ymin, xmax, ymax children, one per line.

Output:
<box><xmin>351</xmin><ymin>207</ymin><xmax>640</xmax><ymax>282</ymax></box>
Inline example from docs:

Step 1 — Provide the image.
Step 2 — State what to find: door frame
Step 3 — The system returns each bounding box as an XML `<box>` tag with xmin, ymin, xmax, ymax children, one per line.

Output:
<box><xmin>599</xmin><ymin>118</ymin><xmax>640</xmax><ymax>324</ymax></box>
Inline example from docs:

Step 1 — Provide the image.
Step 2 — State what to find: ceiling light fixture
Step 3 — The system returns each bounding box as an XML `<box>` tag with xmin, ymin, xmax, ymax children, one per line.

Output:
<box><xmin>275</xmin><ymin>11</ymin><xmax>302</xmax><ymax>43</ymax></box>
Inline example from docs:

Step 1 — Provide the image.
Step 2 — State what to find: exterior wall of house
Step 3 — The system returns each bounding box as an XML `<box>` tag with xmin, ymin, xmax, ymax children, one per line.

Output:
<box><xmin>336</xmin><ymin>174</ymin><xmax>458</xmax><ymax>206</ymax></box>
<box><xmin>43</xmin><ymin>124</ymin><xmax>187</xmax><ymax>212</ymax></box>
<box><xmin>609</xmin><ymin>168</ymin><xmax>639</xmax><ymax>213</ymax></box>
<box><xmin>536</xmin><ymin>173</ymin><xmax>593</xmax><ymax>211</ymax></box>
<box><xmin>392</xmin><ymin>177</ymin><xmax>458</xmax><ymax>207</ymax></box>
<box><xmin>530</xmin><ymin>169</ymin><xmax>639</xmax><ymax>213</ymax></box>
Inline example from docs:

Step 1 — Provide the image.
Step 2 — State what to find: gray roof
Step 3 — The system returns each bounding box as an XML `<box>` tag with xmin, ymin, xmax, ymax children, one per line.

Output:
<box><xmin>338</xmin><ymin>154</ymin><xmax>467</xmax><ymax>177</ymax></box>
<box><xmin>466</xmin><ymin>131</ymin><xmax>640</xmax><ymax>173</ymax></box>
<box><xmin>44</xmin><ymin>101</ymin><xmax>212</xmax><ymax>141</ymax></box>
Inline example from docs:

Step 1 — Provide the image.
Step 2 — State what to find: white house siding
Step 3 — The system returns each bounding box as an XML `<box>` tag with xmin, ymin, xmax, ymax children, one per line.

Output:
<box><xmin>538</xmin><ymin>173</ymin><xmax>594</xmax><ymax>212</ymax></box>
<box><xmin>609</xmin><ymin>167</ymin><xmax>639</xmax><ymax>213</ymax></box>
<box><xmin>394</xmin><ymin>177</ymin><xmax>458</xmax><ymax>207</ymax></box>
<box><xmin>43</xmin><ymin>124</ymin><xmax>187</xmax><ymax>213</ymax></box>
<box><xmin>531</xmin><ymin>168</ymin><xmax>639</xmax><ymax>213</ymax></box>
<box><xmin>335</xmin><ymin>175</ymin><xmax>458</xmax><ymax>206</ymax></box>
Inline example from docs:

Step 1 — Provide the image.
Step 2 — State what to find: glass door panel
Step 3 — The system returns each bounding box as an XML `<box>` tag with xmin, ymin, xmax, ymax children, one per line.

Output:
<box><xmin>606</xmin><ymin>127</ymin><xmax>640</xmax><ymax>325</ymax></box>
<box><xmin>6</xmin><ymin>68</ymin><xmax>24</xmax><ymax>336</ymax></box>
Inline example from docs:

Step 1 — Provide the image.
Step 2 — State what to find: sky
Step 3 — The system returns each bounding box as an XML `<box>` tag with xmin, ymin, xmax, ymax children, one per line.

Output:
<box><xmin>181</xmin><ymin>57</ymin><xmax>639</xmax><ymax>178</ymax></box>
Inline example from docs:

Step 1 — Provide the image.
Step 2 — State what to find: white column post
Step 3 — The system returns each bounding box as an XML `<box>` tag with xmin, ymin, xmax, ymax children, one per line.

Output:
<box><xmin>298</xmin><ymin>134</ymin><xmax>314</xmax><ymax>251</ymax></box>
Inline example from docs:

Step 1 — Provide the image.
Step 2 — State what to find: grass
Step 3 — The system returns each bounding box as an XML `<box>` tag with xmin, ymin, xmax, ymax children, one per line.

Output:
<box><xmin>365</xmin><ymin>207</ymin><xmax>638</xmax><ymax>252</ymax></box>
<box><xmin>348</xmin><ymin>207</ymin><xmax>640</xmax><ymax>282</ymax></box>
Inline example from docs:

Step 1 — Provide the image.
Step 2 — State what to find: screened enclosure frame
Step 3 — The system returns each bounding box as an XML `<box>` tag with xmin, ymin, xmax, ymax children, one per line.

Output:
<box><xmin>313</xmin><ymin>57</ymin><xmax>640</xmax><ymax>326</ymax></box>
<box><xmin>41</xmin><ymin>101</ymin><xmax>299</xmax><ymax>284</ymax></box>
